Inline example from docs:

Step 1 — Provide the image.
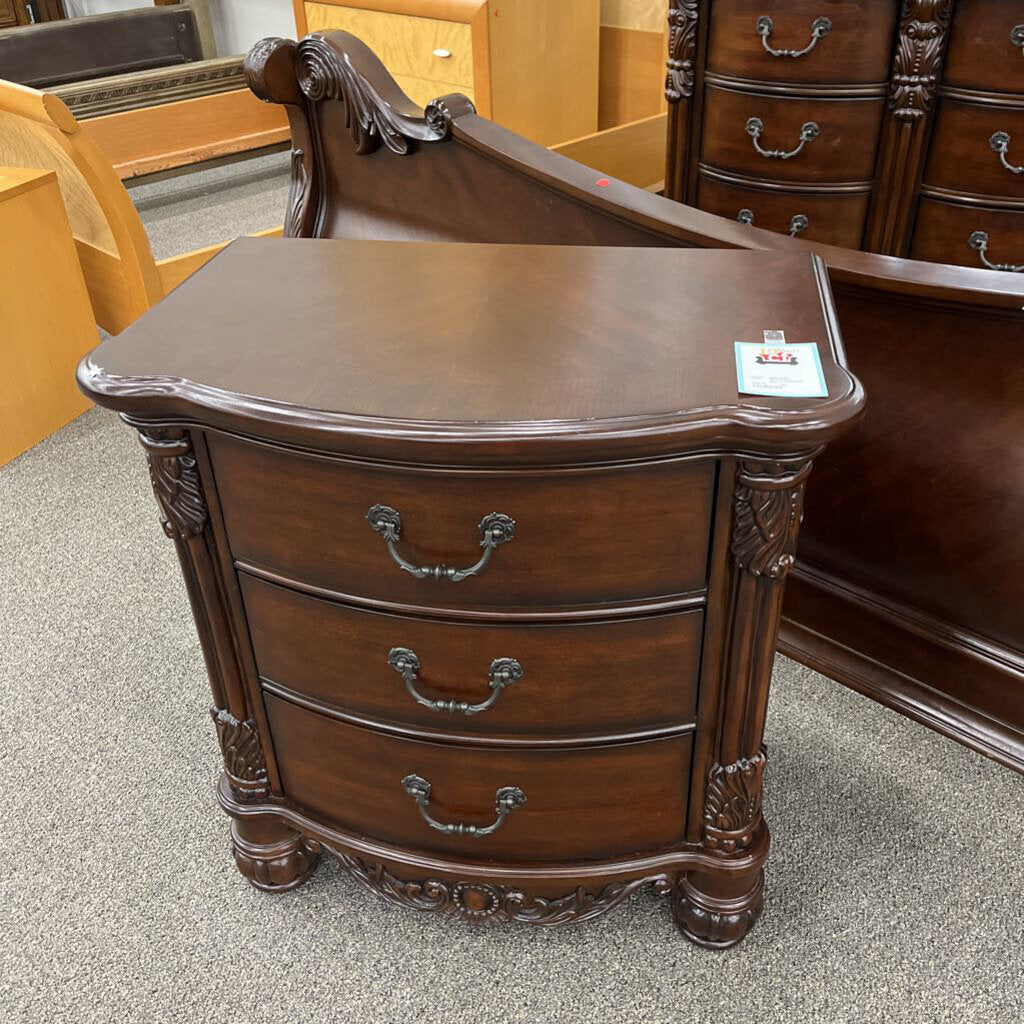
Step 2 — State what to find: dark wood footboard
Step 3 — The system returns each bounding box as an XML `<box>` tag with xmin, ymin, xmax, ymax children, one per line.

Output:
<box><xmin>244</xmin><ymin>32</ymin><xmax>1024</xmax><ymax>772</ymax></box>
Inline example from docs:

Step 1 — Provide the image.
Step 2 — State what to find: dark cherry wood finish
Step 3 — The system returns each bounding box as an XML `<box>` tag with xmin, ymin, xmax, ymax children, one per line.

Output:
<box><xmin>79</xmin><ymin>236</ymin><xmax>862</xmax><ymax>946</ymax></box>
<box><xmin>237</xmin><ymin>31</ymin><xmax>1024</xmax><ymax>774</ymax></box>
<box><xmin>667</xmin><ymin>0</ymin><xmax>1024</xmax><ymax>266</ymax></box>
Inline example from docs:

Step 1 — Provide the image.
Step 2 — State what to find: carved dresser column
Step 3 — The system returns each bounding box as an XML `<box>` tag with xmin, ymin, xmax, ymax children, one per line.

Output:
<box><xmin>865</xmin><ymin>0</ymin><xmax>956</xmax><ymax>255</ymax></box>
<box><xmin>674</xmin><ymin>456</ymin><xmax>813</xmax><ymax>948</ymax></box>
<box><xmin>664</xmin><ymin>0</ymin><xmax>701</xmax><ymax>203</ymax></box>
<box><xmin>136</xmin><ymin>426</ymin><xmax>320</xmax><ymax>891</ymax></box>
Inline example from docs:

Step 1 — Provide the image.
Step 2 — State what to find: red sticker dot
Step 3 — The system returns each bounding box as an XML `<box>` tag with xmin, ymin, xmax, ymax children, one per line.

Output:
<box><xmin>595</xmin><ymin>178</ymin><xmax>610</xmax><ymax>187</ymax></box>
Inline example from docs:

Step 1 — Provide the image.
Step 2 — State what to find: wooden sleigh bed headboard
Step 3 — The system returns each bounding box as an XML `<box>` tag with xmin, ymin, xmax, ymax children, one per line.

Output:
<box><xmin>244</xmin><ymin>31</ymin><xmax>1024</xmax><ymax>773</ymax></box>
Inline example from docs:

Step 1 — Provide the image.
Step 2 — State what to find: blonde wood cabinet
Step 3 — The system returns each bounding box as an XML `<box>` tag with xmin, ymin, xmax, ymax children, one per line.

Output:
<box><xmin>293</xmin><ymin>0</ymin><xmax>600</xmax><ymax>146</ymax></box>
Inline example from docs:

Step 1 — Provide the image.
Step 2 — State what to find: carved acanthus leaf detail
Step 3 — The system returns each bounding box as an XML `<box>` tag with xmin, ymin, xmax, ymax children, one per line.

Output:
<box><xmin>889</xmin><ymin>0</ymin><xmax>954</xmax><ymax>121</ymax></box>
<box><xmin>665</xmin><ymin>1</ymin><xmax>700</xmax><ymax>102</ymax></box>
<box><xmin>335</xmin><ymin>853</ymin><xmax>672</xmax><ymax>926</ymax></box>
<box><xmin>296</xmin><ymin>34</ymin><xmax>450</xmax><ymax>155</ymax></box>
<box><xmin>731</xmin><ymin>459</ymin><xmax>812</xmax><ymax>578</ymax></box>
<box><xmin>211</xmin><ymin>708</ymin><xmax>269</xmax><ymax>801</ymax></box>
<box><xmin>285</xmin><ymin>148</ymin><xmax>309</xmax><ymax>237</ymax></box>
<box><xmin>703</xmin><ymin>749</ymin><xmax>768</xmax><ymax>854</ymax></box>
<box><xmin>137</xmin><ymin>429</ymin><xmax>207</xmax><ymax>540</ymax></box>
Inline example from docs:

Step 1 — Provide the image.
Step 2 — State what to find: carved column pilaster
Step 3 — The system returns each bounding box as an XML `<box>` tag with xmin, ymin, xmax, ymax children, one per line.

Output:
<box><xmin>676</xmin><ymin>457</ymin><xmax>813</xmax><ymax>948</ymax></box>
<box><xmin>664</xmin><ymin>1</ymin><xmax>701</xmax><ymax>203</ymax></box>
<box><xmin>865</xmin><ymin>0</ymin><xmax>955</xmax><ymax>255</ymax></box>
<box><xmin>137</xmin><ymin>427</ymin><xmax>267</xmax><ymax>802</ymax></box>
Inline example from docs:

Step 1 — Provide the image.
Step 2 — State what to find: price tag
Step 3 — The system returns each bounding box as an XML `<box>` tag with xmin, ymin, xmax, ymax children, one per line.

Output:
<box><xmin>734</xmin><ymin>341</ymin><xmax>828</xmax><ymax>398</ymax></box>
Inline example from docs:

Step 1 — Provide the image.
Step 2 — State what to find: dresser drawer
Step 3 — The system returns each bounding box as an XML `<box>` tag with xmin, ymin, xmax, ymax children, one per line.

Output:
<box><xmin>707</xmin><ymin>0</ymin><xmax>896</xmax><ymax>87</ymax></box>
<box><xmin>923</xmin><ymin>99</ymin><xmax>1024</xmax><ymax>200</ymax></box>
<box><xmin>303</xmin><ymin>2</ymin><xmax>474</xmax><ymax>91</ymax></box>
<box><xmin>264</xmin><ymin>694</ymin><xmax>691</xmax><ymax>861</ymax></box>
<box><xmin>241</xmin><ymin>573</ymin><xmax>702</xmax><ymax>738</ymax></box>
<box><xmin>697</xmin><ymin>171</ymin><xmax>869</xmax><ymax>247</ymax></box>
<box><xmin>701</xmin><ymin>85</ymin><xmax>885</xmax><ymax>184</ymax></box>
<box><xmin>943</xmin><ymin>0</ymin><xmax>1024</xmax><ymax>95</ymax></box>
<box><xmin>910</xmin><ymin>197</ymin><xmax>1024</xmax><ymax>271</ymax></box>
<box><xmin>208</xmin><ymin>434</ymin><xmax>715</xmax><ymax>611</ymax></box>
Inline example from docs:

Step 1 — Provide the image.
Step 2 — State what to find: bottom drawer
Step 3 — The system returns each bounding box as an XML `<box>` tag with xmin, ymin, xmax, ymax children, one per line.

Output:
<box><xmin>911</xmin><ymin>197</ymin><xmax>1024</xmax><ymax>272</ymax></box>
<box><xmin>698</xmin><ymin>171</ymin><xmax>870</xmax><ymax>248</ymax></box>
<box><xmin>264</xmin><ymin>694</ymin><xmax>692</xmax><ymax>863</ymax></box>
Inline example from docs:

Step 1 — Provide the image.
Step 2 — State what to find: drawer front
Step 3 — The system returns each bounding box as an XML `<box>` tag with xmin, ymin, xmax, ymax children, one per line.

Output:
<box><xmin>701</xmin><ymin>85</ymin><xmax>885</xmax><ymax>184</ymax></box>
<box><xmin>910</xmin><ymin>197</ymin><xmax>1024</xmax><ymax>271</ymax></box>
<box><xmin>265</xmin><ymin>694</ymin><xmax>691</xmax><ymax>861</ymax></box>
<box><xmin>943</xmin><ymin>0</ymin><xmax>1024</xmax><ymax>95</ymax></box>
<box><xmin>923</xmin><ymin>99</ymin><xmax>1024</xmax><ymax>199</ymax></box>
<box><xmin>697</xmin><ymin>171</ymin><xmax>869</xmax><ymax>247</ymax></box>
<box><xmin>0</xmin><ymin>0</ymin><xmax>17</xmax><ymax>29</ymax></box>
<box><xmin>393</xmin><ymin>72</ymin><xmax>475</xmax><ymax>110</ymax></box>
<box><xmin>707</xmin><ymin>0</ymin><xmax>896</xmax><ymax>86</ymax></box>
<box><xmin>303</xmin><ymin>2</ymin><xmax>474</xmax><ymax>90</ymax></box>
<box><xmin>241</xmin><ymin>573</ymin><xmax>702</xmax><ymax>738</ymax></box>
<box><xmin>208</xmin><ymin>434</ymin><xmax>715</xmax><ymax>611</ymax></box>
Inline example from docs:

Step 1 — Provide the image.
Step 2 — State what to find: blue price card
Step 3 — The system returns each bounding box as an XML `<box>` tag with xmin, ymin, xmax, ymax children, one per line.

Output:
<box><xmin>734</xmin><ymin>342</ymin><xmax>828</xmax><ymax>398</ymax></box>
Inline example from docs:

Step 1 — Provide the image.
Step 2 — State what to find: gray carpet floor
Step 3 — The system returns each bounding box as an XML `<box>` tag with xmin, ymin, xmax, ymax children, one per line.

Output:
<box><xmin>1</xmin><ymin>155</ymin><xmax>1022</xmax><ymax>1024</ymax></box>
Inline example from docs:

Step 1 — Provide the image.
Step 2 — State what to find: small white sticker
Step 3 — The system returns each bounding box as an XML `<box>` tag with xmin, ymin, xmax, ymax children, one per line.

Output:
<box><xmin>763</xmin><ymin>330</ymin><xmax>786</xmax><ymax>343</ymax></box>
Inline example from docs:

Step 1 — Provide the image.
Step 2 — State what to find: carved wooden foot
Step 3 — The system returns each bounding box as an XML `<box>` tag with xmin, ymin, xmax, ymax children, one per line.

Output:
<box><xmin>229</xmin><ymin>816</ymin><xmax>321</xmax><ymax>893</ymax></box>
<box><xmin>672</xmin><ymin>866</ymin><xmax>764</xmax><ymax>949</ymax></box>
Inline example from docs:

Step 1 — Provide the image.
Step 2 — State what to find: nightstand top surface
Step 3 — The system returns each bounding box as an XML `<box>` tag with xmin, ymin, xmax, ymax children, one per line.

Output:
<box><xmin>81</xmin><ymin>237</ymin><xmax>863</xmax><ymax>461</ymax></box>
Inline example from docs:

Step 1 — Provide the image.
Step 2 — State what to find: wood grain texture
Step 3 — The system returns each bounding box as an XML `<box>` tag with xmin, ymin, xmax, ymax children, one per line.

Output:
<box><xmin>552</xmin><ymin>112</ymin><xmax>667</xmax><ymax>188</ymax></box>
<box><xmin>942</xmin><ymin>0</ymin><xmax>1024</xmax><ymax>94</ymax></box>
<box><xmin>910</xmin><ymin>195</ymin><xmax>1024</xmax><ymax>269</ymax></box>
<box><xmin>0</xmin><ymin>168</ymin><xmax>94</xmax><ymax>465</ymax></box>
<box><xmin>599</xmin><ymin>26</ymin><xmax>667</xmax><ymax>129</ymax></box>
<box><xmin>82</xmin><ymin>89</ymin><xmax>289</xmax><ymax>180</ymax></box>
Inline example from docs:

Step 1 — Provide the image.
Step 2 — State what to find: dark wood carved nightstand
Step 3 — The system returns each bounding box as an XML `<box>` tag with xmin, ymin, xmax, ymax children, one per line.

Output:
<box><xmin>79</xmin><ymin>237</ymin><xmax>863</xmax><ymax>948</ymax></box>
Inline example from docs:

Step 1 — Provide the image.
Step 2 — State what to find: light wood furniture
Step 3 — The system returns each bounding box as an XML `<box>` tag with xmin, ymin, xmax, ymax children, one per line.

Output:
<box><xmin>245</xmin><ymin>31</ymin><xmax>1024</xmax><ymax>773</ymax></box>
<box><xmin>0</xmin><ymin>166</ymin><xmax>94</xmax><ymax>466</ymax></box>
<box><xmin>78</xmin><ymin>235</ymin><xmax>862</xmax><ymax>946</ymax></box>
<box><xmin>292</xmin><ymin>0</ymin><xmax>600</xmax><ymax>146</ymax></box>
<box><xmin>0</xmin><ymin>77</ymin><xmax>282</xmax><ymax>333</ymax></box>
<box><xmin>665</xmin><ymin>0</ymin><xmax>1024</xmax><ymax>267</ymax></box>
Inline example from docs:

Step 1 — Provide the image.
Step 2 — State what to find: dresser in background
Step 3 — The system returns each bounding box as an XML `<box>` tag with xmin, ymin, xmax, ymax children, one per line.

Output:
<box><xmin>79</xmin><ymin>237</ymin><xmax>863</xmax><ymax>948</ymax></box>
<box><xmin>665</xmin><ymin>0</ymin><xmax>1024</xmax><ymax>269</ymax></box>
<box><xmin>292</xmin><ymin>0</ymin><xmax>600</xmax><ymax>146</ymax></box>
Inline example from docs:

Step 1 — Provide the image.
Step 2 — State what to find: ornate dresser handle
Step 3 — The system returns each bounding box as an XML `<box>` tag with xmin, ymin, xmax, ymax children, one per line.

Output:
<box><xmin>366</xmin><ymin>505</ymin><xmax>515</xmax><ymax>581</ymax></box>
<box><xmin>968</xmin><ymin>230</ymin><xmax>1023</xmax><ymax>272</ymax></box>
<box><xmin>756</xmin><ymin>15</ymin><xmax>832</xmax><ymax>58</ymax></box>
<box><xmin>746</xmin><ymin>117</ymin><xmax>819</xmax><ymax>160</ymax></box>
<box><xmin>737</xmin><ymin>208</ymin><xmax>809</xmax><ymax>236</ymax></box>
<box><xmin>989</xmin><ymin>132</ymin><xmax>1024</xmax><ymax>174</ymax></box>
<box><xmin>401</xmin><ymin>774</ymin><xmax>526</xmax><ymax>836</ymax></box>
<box><xmin>1012</xmin><ymin>24</ymin><xmax>1024</xmax><ymax>54</ymax></box>
<box><xmin>388</xmin><ymin>647</ymin><xmax>523</xmax><ymax>714</ymax></box>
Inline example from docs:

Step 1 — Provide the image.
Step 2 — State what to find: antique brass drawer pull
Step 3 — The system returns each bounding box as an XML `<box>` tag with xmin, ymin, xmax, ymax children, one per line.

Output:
<box><xmin>737</xmin><ymin>208</ymin><xmax>809</xmax><ymax>236</ymax></box>
<box><xmin>388</xmin><ymin>647</ymin><xmax>523</xmax><ymax>714</ymax></box>
<box><xmin>746</xmin><ymin>117</ymin><xmax>819</xmax><ymax>160</ymax></box>
<box><xmin>1012</xmin><ymin>24</ymin><xmax>1024</xmax><ymax>55</ymax></box>
<box><xmin>366</xmin><ymin>505</ymin><xmax>516</xmax><ymax>581</ymax></box>
<box><xmin>401</xmin><ymin>774</ymin><xmax>526</xmax><ymax>836</ymax></box>
<box><xmin>989</xmin><ymin>132</ymin><xmax>1024</xmax><ymax>174</ymax></box>
<box><xmin>756</xmin><ymin>15</ymin><xmax>832</xmax><ymax>58</ymax></box>
<box><xmin>968</xmin><ymin>230</ymin><xmax>1023</xmax><ymax>272</ymax></box>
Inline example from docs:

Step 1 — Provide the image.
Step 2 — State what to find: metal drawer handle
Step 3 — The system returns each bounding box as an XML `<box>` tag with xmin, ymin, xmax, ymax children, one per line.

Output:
<box><xmin>388</xmin><ymin>647</ymin><xmax>523</xmax><ymax>714</ymax></box>
<box><xmin>737</xmin><ymin>208</ymin><xmax>809</xmax><ymax>236</ymax></box>
<box><xmin>756</xmin><ymin>15</ymin><xmax>832</xmax><ymax>58</ymax></box>
<box><xmin>1012</xmin><ymin>24</ymin><xmax>1024</xmax><ymax>54</ymax></box>
<box><xmin>401</xmin><ymin>774</ymin><xmax>526</xmax><ymax>836</ymax></box>
<box><xmin>989</xmin><ymin>132</ymin><xmax>1024</xmax><ymax>174</ymax></box>
<box><xmin>968</xmin><ymin>231</ymin><xmax>1023</xmax><ymax>273</ymax></box>
<box><xmin>367</xmin><ymin>505</ymin><xmax>515</xmax><ymax>581</ymax></box>
<box><xmin>746</xmin><ymin>117</ymin><xmax>819</xmax><ymax>160</ymax></box>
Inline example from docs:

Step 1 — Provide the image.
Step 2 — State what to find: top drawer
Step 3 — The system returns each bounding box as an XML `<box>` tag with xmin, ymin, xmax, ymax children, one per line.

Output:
<box><xmin>207</xmin><ymin>434</ymin><xmax>715</xmax><ymax>612</ymax></box>
<box><xmin>707</xmin><ymin>0</ymin><xmax>896</xmax><ymax>86</ymax></box>
<box><xmin>943</xmin><ymin>0</ymin><xmax>1024</xmax><ymax>95</ymax></box>
<box><xmin>302</xmin><ymin>2</ymin><xmax>475</xmax><ymax>90</ymax></box>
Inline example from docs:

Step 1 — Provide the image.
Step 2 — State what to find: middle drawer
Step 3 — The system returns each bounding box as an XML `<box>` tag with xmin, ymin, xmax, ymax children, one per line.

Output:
<box><xmin>241</xmin><ymin>573</ymin><xmax>702</xmax><ymax>738</ymax></box>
